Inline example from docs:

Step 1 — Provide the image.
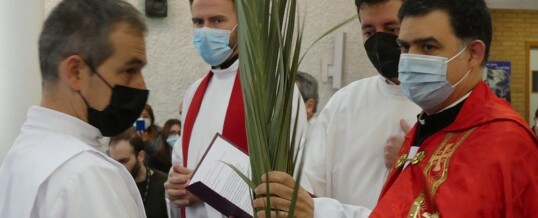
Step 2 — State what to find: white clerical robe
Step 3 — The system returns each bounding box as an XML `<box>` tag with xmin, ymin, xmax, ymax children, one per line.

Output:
<box><xmin>0</xmin><ymin>106</ymin><xmax>146</xmax><ymax>218</ymax></box>
<box><xmin>170</xmin><ymin>60</ymin><xmax>311</xmax><ymax>218</ymax></box>
<box><xmin>305</xmin><ymin>75</ymin><xmax>421</xmax><ymax>216</ymax></box>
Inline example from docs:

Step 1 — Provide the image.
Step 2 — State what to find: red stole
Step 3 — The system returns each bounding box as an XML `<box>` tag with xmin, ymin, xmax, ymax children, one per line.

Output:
<box><xmin>182</xmin><ymin>70</ymin><xmax>248</xmax><ymax>167</ymax></box>
<box><xmin>181</xmin><ymin>70</ymin><xmax>248</xmax><ymax>218</ymax></box>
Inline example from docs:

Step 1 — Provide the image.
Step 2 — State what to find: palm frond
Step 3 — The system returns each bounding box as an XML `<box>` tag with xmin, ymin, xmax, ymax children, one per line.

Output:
<box><xmin>234</xmin><ymin>0</ymin><xmax>354</xmax><ymax>216</ymax></box>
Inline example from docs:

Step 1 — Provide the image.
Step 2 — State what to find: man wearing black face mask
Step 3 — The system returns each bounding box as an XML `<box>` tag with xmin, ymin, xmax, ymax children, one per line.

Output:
<box><xmin>0</xmin><ymin>0</ymin><xmax>150</xmax><ymax>217</ymax></box>
<box><xmin>299</xmin><ymin>0</ymin><xmax>421</xmax><ymax>212</ymax></box>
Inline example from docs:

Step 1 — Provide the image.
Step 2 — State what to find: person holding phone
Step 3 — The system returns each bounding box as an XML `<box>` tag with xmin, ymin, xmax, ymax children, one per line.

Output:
<box><xmin>134</xmin><ymin>104</ymin><xmax>163</xmax><ymax>165</ymax></box>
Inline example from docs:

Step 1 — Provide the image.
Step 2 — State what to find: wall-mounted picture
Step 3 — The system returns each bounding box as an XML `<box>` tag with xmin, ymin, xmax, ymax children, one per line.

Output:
<box><xmin>484</xmin><ymin>61</ymin><xmax>511</xmax><ymax>103</ymax></box>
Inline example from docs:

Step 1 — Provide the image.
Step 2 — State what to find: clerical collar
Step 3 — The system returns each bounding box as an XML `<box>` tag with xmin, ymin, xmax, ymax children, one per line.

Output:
<box><xmin>212</xmin><ymin>54</ymin><xmax>238</xmax><ymax>70</ymax></box>
<box><xmin>412</xmin><ymin>92</ymin><xmax>471</xmax><ymax>147</ymax></box>
<box><xmin>418</xmin><ymin>92</ymin><xmax>471</xmax><ymax>125</ymax></box>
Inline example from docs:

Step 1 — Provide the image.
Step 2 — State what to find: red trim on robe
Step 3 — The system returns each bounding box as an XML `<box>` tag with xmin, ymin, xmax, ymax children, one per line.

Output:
<box><xmin>181</xmin><ymin>70</ymin><xmax>248</xmax><ymax>218</ymax></box>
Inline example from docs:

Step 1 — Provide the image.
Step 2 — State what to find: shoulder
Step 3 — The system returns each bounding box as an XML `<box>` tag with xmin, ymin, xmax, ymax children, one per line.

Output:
<box><xmin>151</xmin><ymin>168</ymin><xmax>169</xmax><ymax>183</ymax></box>
<box><xmin>321</xmin><ymin>75</ymin><xmax>380</xmax><ymax>112</ymax></box>
<box><xmin>331</xmin><ymin>76</ymin><xmax>379</xmax><ymax>101</ymax></box>
<box><xmin>182</xmin><ymin>76</ymin><xmax>207</xmax><ymax>115</ymax></box>
<box><xmin>455</xmin><ymin>120</ymin><xmax>538</xmax><ymax>166</ymax></box>
<box><xmin>50</xmin><ymin>151</ymin><xmax>126</xmax><ymax>184</ymax></box>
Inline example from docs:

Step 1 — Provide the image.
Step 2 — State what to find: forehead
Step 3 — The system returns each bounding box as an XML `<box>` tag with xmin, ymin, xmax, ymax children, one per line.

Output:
<box><xmin>108</xmin><ymin>22</ymin><xmax>146</xmax><ymax>63</ymax></box>
<box><xmin>141</xmin><ymin>109</ymin><xmax>150</xmax><ymax>117</ymax></box>
<box><xmin>109</xmin><ymin>140</ymin><xmax>135</xmax><ymax>157</ymax></box>
<box><xmin>359</xmin><ymin>0</ymin><xmax>401</xmax><ymax>27</ymax></box>
<box><xmin>399</xmin><ymin>10</ymin><xmax>456</xmax><ymax>43</ymax></box>
<box><xmin>191</xmin><ymin>0</ymin><xmax>235</xmax><ymax>17</ymax></box>
<box><xmin>170</xmin><ymin>124</ymin><xmax>181</xmax><ymax>132</ymax></box>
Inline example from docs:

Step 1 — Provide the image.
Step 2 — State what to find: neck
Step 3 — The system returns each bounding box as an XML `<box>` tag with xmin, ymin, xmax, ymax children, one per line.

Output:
<box><xmin>387</xmin><ymin>77</ymin><xmax>400</xmax><ymax>85</ymax></box>
<box><xmin>41</xmin><ymin>87</ymin><xmax>88</xmax><ymax>122</ymax></box>
<box><xmin>135</xmin><ymin>164</ymin><xmax>147</xmax><ymax>183</ymax></box>
<box><xmin>212</xmin><ymin>53</ymin><xmax>238</xmax><ymax>69</ymax></box>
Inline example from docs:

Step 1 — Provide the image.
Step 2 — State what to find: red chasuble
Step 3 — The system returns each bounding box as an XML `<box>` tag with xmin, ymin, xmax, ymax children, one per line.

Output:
<box><xmin>371</xmin><ymin>82</ymin><xmax>538</xmax><ymax>217</ymax></box>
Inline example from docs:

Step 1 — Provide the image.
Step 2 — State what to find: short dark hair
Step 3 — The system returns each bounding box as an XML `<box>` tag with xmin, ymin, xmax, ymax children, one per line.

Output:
<box><xmin>109</xmin><ymin>129</ymin><xmax>145</xmax><ymax>155</ymax></box>
<box><xmin>295</xmin><ymin>72</ymin><xmax>319</xmax><ymax>113</ymax></box>
<box><xmin>355</xmin><ymin>0</ymin><xmax>391</xmax><ymax>9</ymax></box>
<box><xmin>535</xmin><ymin>107</ymin><xmax>538</xmax><ymax>119</ymax></box>
<box><xmin>398</xmin><ymin>0</ymin><xmax>492</xmax><ymax>65</ymax></box>
<box><xmin>39</xmin><ymin>0</ymin><xmax>147</xmax><ymax>86</ymax></box>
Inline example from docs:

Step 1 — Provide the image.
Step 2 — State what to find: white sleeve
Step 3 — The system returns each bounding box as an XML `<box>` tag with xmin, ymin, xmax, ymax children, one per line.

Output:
<box><xmin>171</xmin><ymin>78</ymin><xmax>202</xmax><ymax>167</ymax></box>
<box><xmin>302</xmin><ymin>90</ymin><xmax>341</xmax><ymax>197</ymax></box>
<box><xmin>168</xmin><ymin>79</ymin><xmax>202</xmax><ymax>217</ymax></box>
<box><xmin>313</xmin><ymin>198</ymin><xmax>371</xmax><ymax>218</ymax></box>
<box><xmin>292</xmin><ymin>84</ymin><xmax>313</xmax><ymax>192</ymax></box>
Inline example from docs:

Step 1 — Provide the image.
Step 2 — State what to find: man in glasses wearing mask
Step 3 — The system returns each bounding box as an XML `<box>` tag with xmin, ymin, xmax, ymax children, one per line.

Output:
<box><xmin>164</xmin><ymin>0</ymin><xmax>309</xmax><ymax>217</ymax></box>
<box><xmin>253</xmin><ymin>0</ymin><xmax>538</xmax><ymax>216</ymax></box>
<box><xmin>0</xmin><ymin>0</ymin><xmax>149</xmax><ymax>217</ymax></box>
<box><xmin>302</xmin><ymin>0</ymin><xmax>420</xmax><ymax>211</ymax></box>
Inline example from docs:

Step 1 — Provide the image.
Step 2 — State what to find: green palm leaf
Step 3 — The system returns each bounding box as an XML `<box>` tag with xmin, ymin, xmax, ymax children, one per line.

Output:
<box><xmin>233</xmin><ymin>1</ymin><xmax>355</xmax><ymax>217</ymax></box>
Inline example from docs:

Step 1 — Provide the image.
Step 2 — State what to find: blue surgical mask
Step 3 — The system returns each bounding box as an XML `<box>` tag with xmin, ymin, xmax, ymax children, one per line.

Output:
<box><xmin>398</xmin><ymin>46</ymin><xmax>470</xmax><ymax>110</ymax></box>
<box><xmin>166</xmin><ymin>134</ymin><xmax>179</xmax><ymax>147</ymax></box>
<box><xmin>193</xmin><ymin>25</ymin><xmax>237</xmax><ymax>66</ymax></box>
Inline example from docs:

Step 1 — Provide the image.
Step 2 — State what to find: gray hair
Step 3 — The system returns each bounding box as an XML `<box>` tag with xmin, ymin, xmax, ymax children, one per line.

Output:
<box><xmin>295</xmin><ymin>72</ymin><xmax>319</xmax><ymax>113</ymax></box>
<box><xmin>39</xmin><ymin>0</ymin><xmax>147</xmax><ymax>86</ymax></box>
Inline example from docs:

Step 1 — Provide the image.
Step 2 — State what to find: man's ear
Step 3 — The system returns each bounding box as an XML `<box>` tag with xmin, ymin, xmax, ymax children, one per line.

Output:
<box><xmin>137</xmin><ymin>150</ymin><xmax>146</xmax><ymax>163</ymax></box>
<box><xmin>58</xmin><ymin>55</ymin><xmax>86</xmax><ymax>91</ymax></box>
<box><xmin>468</xmin><ymin>40</ymin><xmax>486</xmax><ymax>69</ymax></box>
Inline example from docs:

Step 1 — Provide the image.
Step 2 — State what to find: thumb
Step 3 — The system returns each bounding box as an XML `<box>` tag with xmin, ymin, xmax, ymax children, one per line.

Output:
<box><xmin>400</xmin><ymin>119</ymin><xmax>412</xmax><ymax>134</ymax></box>
<box><xmin>176</xmin><ymin>165</ymin><xmax>192</xmax><ymax>175</ymax></box>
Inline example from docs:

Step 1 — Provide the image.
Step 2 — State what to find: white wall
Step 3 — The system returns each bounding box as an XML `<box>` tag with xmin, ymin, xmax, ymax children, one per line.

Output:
<box><xmin>529</xmin><ymin>49</ymin><xmax>538</xmax><ymax>124</ymax></box>
<box><xmin>45</xmin><ymin>0</ymin><xmax>374</xmax><ymax>126</ymax></box>
<box><xmin>0</xmin><ymin>1</ymin><xmax>43</xmax><ymax>162</ymax></box>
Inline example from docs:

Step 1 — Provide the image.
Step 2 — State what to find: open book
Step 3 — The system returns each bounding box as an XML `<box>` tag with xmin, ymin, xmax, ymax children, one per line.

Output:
<box><xmin>186</xmin><ymin>134</ymin><xmax>253</xmax><ymax>218</ymax></box>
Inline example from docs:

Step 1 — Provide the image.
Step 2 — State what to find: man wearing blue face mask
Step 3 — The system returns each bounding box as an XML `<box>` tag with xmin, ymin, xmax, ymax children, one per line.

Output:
<box><xmin>371</xmin><ymin>0</ymin><xmax>538</xmax><ymax>216</ymax></box>
<box><xmin>164</xmin><ymin>0</ymin><xmax>310</xmax><ymax>217</ymax></box>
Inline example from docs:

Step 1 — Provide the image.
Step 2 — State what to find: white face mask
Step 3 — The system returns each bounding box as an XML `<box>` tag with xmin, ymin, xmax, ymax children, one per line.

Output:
<box><xmin>166</xmin><ymin>134</ymin><xmax>179</xmax><ymax>147</ymax></box>
<box><xmin>143</xmin><ymin>118</ymin><xmax>151</xmax><ymax>130</ymax></box>
<box><xmin>398</xmin><ymin>46</ymin><xmax>470</xmax><ymax>110</ymax></box>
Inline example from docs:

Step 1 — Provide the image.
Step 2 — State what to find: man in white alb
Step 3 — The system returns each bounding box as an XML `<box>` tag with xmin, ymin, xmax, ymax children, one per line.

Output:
<box><xmin>163</xmin><ymin>0</ymin><xmax>309</xmax><ymax>217</ymax></box>
<box><xmin>0</xmin><ymin>0</ymin><xmax>149</xmax><ymax>217</ymax></box>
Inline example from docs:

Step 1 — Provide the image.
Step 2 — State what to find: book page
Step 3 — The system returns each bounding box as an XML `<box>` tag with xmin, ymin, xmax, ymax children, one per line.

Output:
<box><xmin>189</xmin><ymin>134</ymin><xmax>253</xmax><ymax>216</ymax></box>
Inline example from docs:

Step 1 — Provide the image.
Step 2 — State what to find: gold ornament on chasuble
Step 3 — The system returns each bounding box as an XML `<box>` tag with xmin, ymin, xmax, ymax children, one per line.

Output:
<box><xmin>408</xmin><ymin>127</ymin><xmax>477</xmax><ymax>218</ymax></box>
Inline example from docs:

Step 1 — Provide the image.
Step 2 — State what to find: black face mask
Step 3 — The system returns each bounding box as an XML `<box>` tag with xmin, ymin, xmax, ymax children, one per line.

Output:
<box><xmin>80</xmin><ymin>66</ymin><xmax>149</xmax><ymax>137</ymax></box>
<box><xmin>364</xmin><ymin>32</ymin><xmax>401</xmax><ymax>79</ymax></box>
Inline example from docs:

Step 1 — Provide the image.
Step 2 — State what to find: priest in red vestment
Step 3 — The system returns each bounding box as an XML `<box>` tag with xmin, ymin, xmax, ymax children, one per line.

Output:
<box><xmin>250</xmin><ymin>0</ymin><xmax>538</xmax><ymax>217</ymax></box>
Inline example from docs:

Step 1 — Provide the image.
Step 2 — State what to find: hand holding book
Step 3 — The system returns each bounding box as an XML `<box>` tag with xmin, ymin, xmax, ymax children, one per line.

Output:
<box><xmin>164</xmin><ymin>165</ymin><xmax>201</xmax><ymax>208</ymax></box>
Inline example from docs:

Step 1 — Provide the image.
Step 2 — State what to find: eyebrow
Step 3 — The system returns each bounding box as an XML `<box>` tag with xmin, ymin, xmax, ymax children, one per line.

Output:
<box><xmin>191</xmin><ymin>15</ymin><xmax>227</xmax><ymax>23</ymax></box>
<box><xmin>361</xmin><ymin>21</ymin><xmax>399</xmax><ymax>30</ymax></box>
<box><xmin>397</xmin><ymin>36</ymin><xmax>440</xmax><ymax>47</ymax></box>
<box><xmin>125</xmin><ymin>57</ymin><xmax>146</xmax><ymax>67</ymax></box>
